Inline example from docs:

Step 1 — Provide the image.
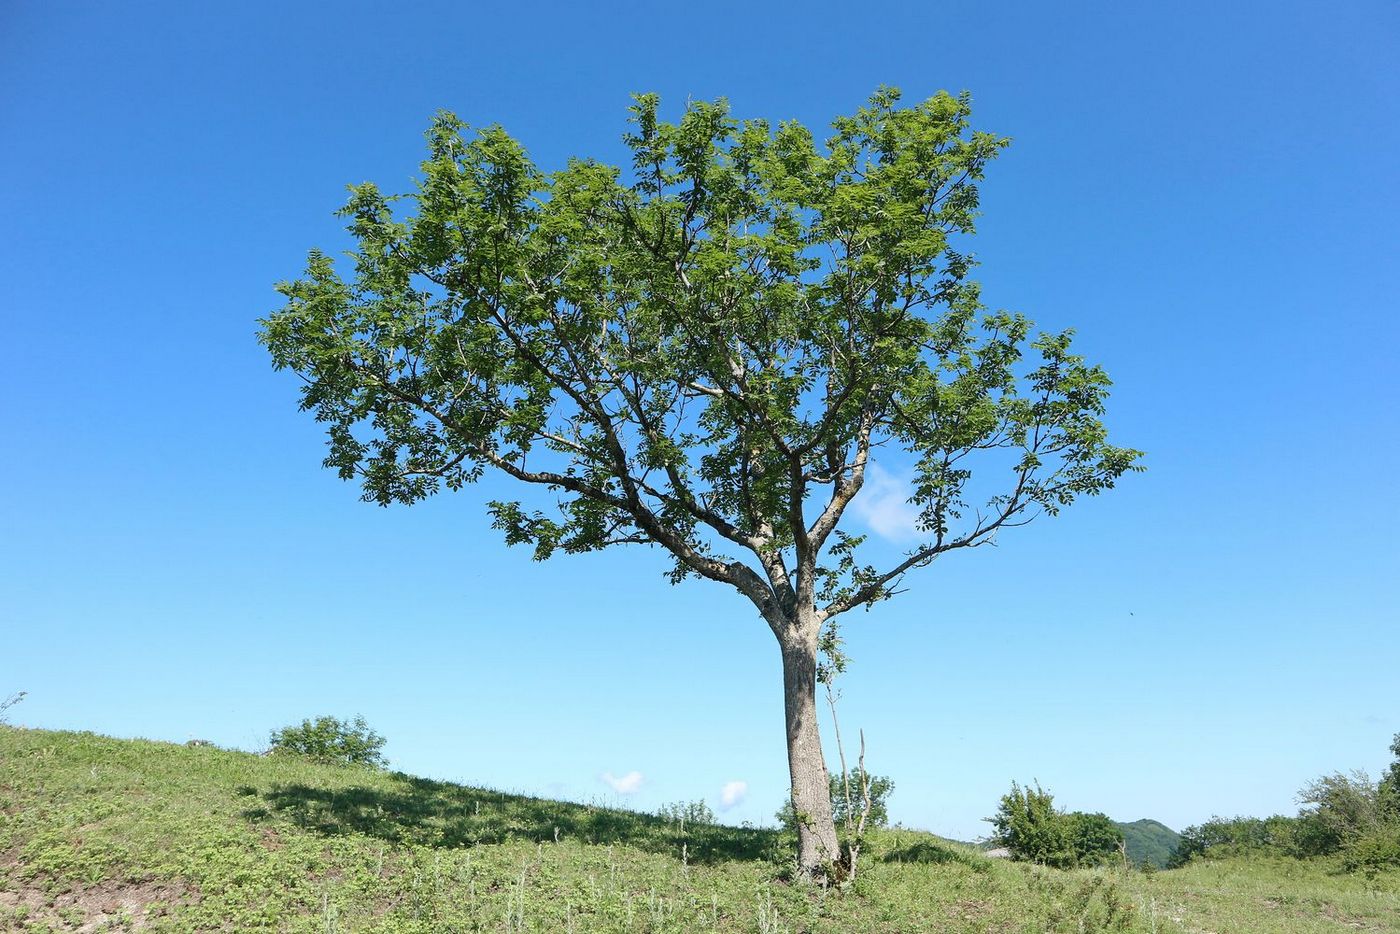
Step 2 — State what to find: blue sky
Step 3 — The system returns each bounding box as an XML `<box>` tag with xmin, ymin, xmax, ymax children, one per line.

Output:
<box><xmin>2</xmin><ymin>0</ymin><xmax>1396</xmax><ymax>840</ymax></box>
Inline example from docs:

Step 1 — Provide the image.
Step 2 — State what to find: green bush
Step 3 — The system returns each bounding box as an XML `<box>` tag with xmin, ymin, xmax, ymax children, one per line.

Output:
<box><xmin>657</xmin><ymin>800</ymin><xmax>714</xmax><ymax>825</ymax></box>
<box><xmin>267</xmin><ymin>715</ymin><xmax>386</xmax><ymax>767</ymax></box>
<box><xmin>1065</xmin><ymin>811</ymin><xmax>1123</xmax><ymax>866</ymax></box>
<box><xmin>987</xmin><ymin>782</ymin><xmax>1124</xmax><ymax>868</ymax></box>
<box><xmin>831</xmin><ymin>767</ymin><xmax>894</xmax><ymax>829</ymax></box>
<box><xmin>1298</xmin><ymin>770</ymin><xmax>1386</xmax><ymax>851</ymax></box>
<box><xmin>1342</xmin><ymin>823</ymin><xmax>1400</xmax><ymax>875</ymax></box>
<box><xmin>774</xmin><ymin>768</ymin><xmax>895</xmax><ymax>833</ymax></box>
<box><xmin>1168</xmin><ymin>815</ymin><xmax>1301</xmax><ymax>866</ymax></box>
<box><xmin>1381</xmin><ymin>733</ymin><xmax>1400</xmax><ymax>814</ymax></box>
<box><xmin>988</xmin><ymin>782</ymin><xmax>1069</xmax><ymax>866</ymax></box>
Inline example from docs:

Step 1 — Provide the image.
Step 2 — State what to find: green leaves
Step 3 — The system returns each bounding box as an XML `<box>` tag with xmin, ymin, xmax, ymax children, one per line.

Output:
<box><xmin>268</xmin><ymin>715</ymin><xmax>387</xmax><ymax>769</ymax></box>
<box><xmin>988</xmin><ymin>782</ymin><xmax>1124</xmax><ymax>869</ymax></box>
<box><xmin>259</xmin><ymin>88</ymin><xmax>1141</xmax><ymax>628</ymax></box>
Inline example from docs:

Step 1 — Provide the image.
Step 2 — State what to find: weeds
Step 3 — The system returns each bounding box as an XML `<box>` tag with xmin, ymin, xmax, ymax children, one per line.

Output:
<box><xmin>2</xmin><ymin>726</ymin><xmax>1397</xmax><ymax>932</ymax></box>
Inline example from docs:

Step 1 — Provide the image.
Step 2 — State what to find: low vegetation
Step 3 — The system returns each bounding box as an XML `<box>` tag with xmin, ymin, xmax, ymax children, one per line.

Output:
<box><xmin>773</xmin><ymin>768</ymin><xmax>894</xmax><ymax>834</ymax></box>
<box><xmin>267</xmin><ymin>715</ymin><xmax>387</xmax><ymax>769</ymax></box>
<box><xmin>1172</xmin><ymin>734</ymin><xmax>1400</xmax><ymax>876</ymax></box>
<box><xmin>3</xmin><ymin>727</ymin><xmax>1397</xmax><ymax>932</ymax></box>
<box><xmin>987</xmin><ymin>782</ymin><xmax>1124</xmax><ymax>869</ymax></box>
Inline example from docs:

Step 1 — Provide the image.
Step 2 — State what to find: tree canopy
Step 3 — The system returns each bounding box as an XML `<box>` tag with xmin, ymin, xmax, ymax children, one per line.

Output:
<box><xmin>260</xmin><ymin>87</ymin><xmax>1141</xmax><ymax>875</ymax></box>
<box><xmin>261</xmin><ymin>87</ymin><xmax>1140</xmax><ymax>626</ymax></box>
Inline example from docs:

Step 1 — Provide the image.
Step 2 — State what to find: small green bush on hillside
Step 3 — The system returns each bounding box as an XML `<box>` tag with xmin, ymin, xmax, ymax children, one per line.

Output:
<box><xmin>657</xmin><ymin>799</ymin><xmax>715</xmax><ymax>825</ymax></box>
<box><xmin>775</xmin><ymin>768</ymin><xmax>895</xmax><ymax>834</ymax></box>
<box><xmin>267</xmin><ymin>714</ymin><xmax>386</xmax><ymax>767</ymax></box>
<box><xmin>831</xmin><ymin>767</ymin><xmax>894</xmax><ymax>829</ymax></box>
<box><xmin>987</xmin><ymin>782</ymin><xmax>1124</xmax><ymax>869</ymax></box>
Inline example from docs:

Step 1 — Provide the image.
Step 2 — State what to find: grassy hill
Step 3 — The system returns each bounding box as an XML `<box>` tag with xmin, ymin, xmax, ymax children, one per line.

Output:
<box><xmin>2</xmin><ymin>727</ymin><xmax>1397</xmax><ymax>932</ymax></box>
<box><xmin>1116</xmin><ymin>819</ymin><xmax>1183</xmax><ymax>869</ymax></box>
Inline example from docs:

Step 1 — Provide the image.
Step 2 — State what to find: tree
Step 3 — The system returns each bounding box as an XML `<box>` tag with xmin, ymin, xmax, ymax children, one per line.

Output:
<box><xmin>988</xmin><ymin>781</ymin><xmax>1072</xmax><ymax>866</ymax></box>
<box><xmin>1380</xmin><ymin>733</ymin><xmax>1400</xmax><ymax>816</ymax></box>
<box><xmin>1064</xmin><ymin>811</ymin><xmax>1124</xmax><ymax>867</ymax></box>
<box><xmin>1297</xmin><ymin>770</ymin><xmax>1385</xmax><ymax>851</ymax></box>
<box><xmin>268</xmin><ymin>715</ymin><xmax>387</xmax><ymax>768</ymax></box>
<box><xmin>259</xmin><ymin>88</ymin><xmax>1141</xmax><ymax>876</ymax></box>
<box><xmin>988</xmin><ymin>782</ymin><xmax>1123</xmax><ymax>868</ymax></box>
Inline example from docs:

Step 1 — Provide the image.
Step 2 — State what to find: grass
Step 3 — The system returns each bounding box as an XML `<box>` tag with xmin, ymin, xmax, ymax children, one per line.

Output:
<box><xmin>2</xmin><ymin>727</ymin><xmax>1397</xmax><ymax>932</ymax></box>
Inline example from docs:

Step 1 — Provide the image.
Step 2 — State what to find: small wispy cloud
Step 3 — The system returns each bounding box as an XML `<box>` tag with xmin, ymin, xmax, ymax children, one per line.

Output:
<box><xmin>719</xmin><ymin>780</ymin><xmax>748</xmax><ymax>810</ymax></box>
<box><xmin>601</xmin><ymin>770</ymin><xmax>644</xmax><ymax>795</ymax></box>
<box><xmin>851</xmin><ymin>462</ymin><xmax>921</xmax><ymax>542</ymax></box>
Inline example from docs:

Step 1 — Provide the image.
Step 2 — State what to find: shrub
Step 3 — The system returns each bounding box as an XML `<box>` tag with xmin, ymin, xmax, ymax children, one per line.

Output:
<box><xmin>831</xmin><ymin>767</ymin><xmax>894</xmax><ymax>829</ymax></box>
<box><xmin>657</xmin><ymin>800</ymin><xmax>714</xmax><ymax>825</ymax></box>
<box><xmin>1298</xmin><ymin>770</ymin><xmax>1386</xmax><ymax>850</ymax></box>
<box><xmin>1381</xmin><ymin>733</ymin><xmax>1400</xmax><ymax>813</ymax></box>
<box><xmin>774</xmin><ymin>768</ymin><xmax>895</xmax><ymax>833</ymax></box>
<box><xmin>1342</xmin><ymin>822</ymin><xmax>1400</xmax><ymax>875</ymax></box>
<box><xmin>1169</xmin><ymin>814</ymin><xmax>1305</xmax><ymax>866</ymax></box>
<box><xmin>987</xmin><ymin>782</ymin><xmax>1124</xmax><ymax>869</ymax></box>
<box><xmin>267</xmin><ymin>715</ymin><xmax>386</xmax><ymax>767</ymax></box>
<box><xmin>1065</xmin><ymin>811</ymin><xmax>1124</xmax><ymax>867</ymax></box>
<box><xmin>988</xmin><ymin>782</ymin><xmax>1071</xmax><ymax>866</ymax></box>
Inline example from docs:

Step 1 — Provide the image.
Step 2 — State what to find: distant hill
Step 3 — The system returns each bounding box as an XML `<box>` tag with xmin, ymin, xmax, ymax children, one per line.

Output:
<box><xmin>1116</xmin><ymin>818</ymin><xmax>1182</xmax><ymax>868</ymax></box>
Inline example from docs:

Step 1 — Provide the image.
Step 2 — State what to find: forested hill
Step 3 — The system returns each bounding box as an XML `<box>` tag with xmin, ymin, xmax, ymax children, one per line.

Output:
<box><xmin>1116</xmin><ymin>819</ymin><xmax>1183</xmax><ymax>868</ymax></box>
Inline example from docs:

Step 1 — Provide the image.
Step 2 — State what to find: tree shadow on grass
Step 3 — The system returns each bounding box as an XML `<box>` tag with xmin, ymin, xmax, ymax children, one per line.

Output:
<box><xmin>240</xmin><ymin>773</ymin><xmax>779</xmax><ymax>866</ymax></box>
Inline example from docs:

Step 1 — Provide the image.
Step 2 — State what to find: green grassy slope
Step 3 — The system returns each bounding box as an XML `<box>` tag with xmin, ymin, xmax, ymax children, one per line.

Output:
<box><xmin>1116</xmin><ymin>819</ymin><xmax>1183</xmax><ymax>869</ymax></box>
<box><xmin>2</xmin><ymin>727</ymin><xmax>1397</xmax><ymax>933</ymax></box>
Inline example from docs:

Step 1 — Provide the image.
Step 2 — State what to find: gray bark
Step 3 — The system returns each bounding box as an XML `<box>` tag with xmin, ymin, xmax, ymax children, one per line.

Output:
<box><xmin>778</xmin><ymin>630</ymin><xmax>839</xmax><ymax>875</ymax></box>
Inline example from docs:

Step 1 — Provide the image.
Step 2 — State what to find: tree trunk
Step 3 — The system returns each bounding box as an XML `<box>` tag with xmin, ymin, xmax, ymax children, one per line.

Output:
<box><xmin>779</xmin><ymin>633</ymin><xmax>840</xmax><ymax>876</ymax></box>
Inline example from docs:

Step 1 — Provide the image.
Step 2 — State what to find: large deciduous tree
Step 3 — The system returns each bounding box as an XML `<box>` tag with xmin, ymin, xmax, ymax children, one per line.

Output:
<box><xmin>259</xmin><ymin>88</ymin><xmax>1141</xmax><ymax>876</ymax></box>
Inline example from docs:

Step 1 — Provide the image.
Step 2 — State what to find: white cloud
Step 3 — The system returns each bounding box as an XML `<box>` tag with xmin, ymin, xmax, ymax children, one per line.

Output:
<box><xmin>719</xmin><ymin>780</ymin><xmax>748</xmax><ymax>810</ymax></box>
<box><xmin>601</xmin><ymin>770</ymin><xmax>644</xmax><ymax>795</ymax></box>
<box><xmin>850</xmin><ymin>462</ymin><xmax>921</xmax><ymax>542</ymax></box>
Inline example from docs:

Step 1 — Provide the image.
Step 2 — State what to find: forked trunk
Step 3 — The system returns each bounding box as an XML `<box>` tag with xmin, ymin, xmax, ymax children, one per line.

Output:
<box><xmin>779</xmin><ymin>633</ymin><xmax>839</xmax><ymax>876</ymax></box>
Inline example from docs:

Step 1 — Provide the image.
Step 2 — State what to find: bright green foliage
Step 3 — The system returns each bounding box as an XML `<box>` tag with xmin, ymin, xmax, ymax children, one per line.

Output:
<box><xmin>1172</xmin><ymin>740</ymin><xmax>1400</xmax><ymax>874</ymax></box>
<box><xmin>268</xmin><ymin>714</ymin><xmax>386</xmax><ymax>768</ymax></box>
<box><xmin>258</xmin><ymin>86</ymin><xmax>1142</xmax><ymax>878</ymax></box>
<box><xmin>833</xmin><ymin>767</ymin><xmax>895</xmax><ymax>829</ymax></box>
<box><xmin>656</xmin><ymin>799</ymin><xmax>715</xmax><ymax>825</ymax></box>
<box><xmin>258</xmin><ymin>88</ymin><xmax>1141</xmax><ymax>625</ymax></box>
<box><xmin>1297</xmin><ymin>771</ymin><xmax>1388</xmax><ymax>852</ymax></box>
<box><xmin>776</xmin><ymin>768</ymin><xmax>895</xmax><ymax>831</ymax></box>
<box><xmin>1380</xmin><ymin>732</ymin><xmax>1400</xmax><ymax>815</ymax></box>
<box><xmin>1171</xmin><ymin>815</ymin><xmax>1314</xmax><ymax>866</ymax></box>
<box><xmin>989</xmin><ymin>782</ymin><xmax>1072</xmax><ymax>866</ymax></box>
<box><xmin>988</xmin><ymin>782</ymin><xmax>1124</xmax><ymax>869</ymax></box>
<box><xmin>1066</xmin><ymin>812</ymin><xmax>1125</xmax><ymax>866</ymax></box>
